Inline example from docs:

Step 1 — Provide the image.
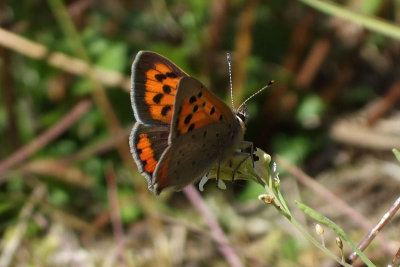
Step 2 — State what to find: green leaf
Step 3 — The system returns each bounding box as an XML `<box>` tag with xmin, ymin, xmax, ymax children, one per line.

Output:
<box><xmin>298</xmin><ymin>0</ymin><xmax>400</xmax><ymax>40</ymax></box>
<box><xmin>296</xmin><ymin>94</ymin><xmax>325</xmax><ymax>127</ymax></box>
<box><xmin>49</xmin><ymin>188</ymin><xmax>70</xmax><ymax>206</ymax></box>
<box><xmin>96</xmin><ymin>43</ymin><xmax>127</xmax><ymax>72</ymax></box>
<box><xmin>119</xmin><ymin>189</ymin><xmax>142</xmax><ymax>223</ymax></box>
<box><xmin>273</xmin><ymin>135</ymin><xmax>313</xmax><ymax>165</ymax></box>
<box><xmin>393</xmin><ymin>149</ymin><xmax>400</xmax><ymax>163</ymax></box>
<box><xmin>296</xmin><ymin>201</ymin><xmax>375</xmax><ymax>267</ymax></box>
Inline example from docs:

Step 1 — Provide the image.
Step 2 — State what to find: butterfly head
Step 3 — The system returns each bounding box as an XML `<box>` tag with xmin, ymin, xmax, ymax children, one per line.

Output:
<box><xmin>235</xmin><ymin>105</ymin><xmax>249</xmax><ymax>129</ymax></box>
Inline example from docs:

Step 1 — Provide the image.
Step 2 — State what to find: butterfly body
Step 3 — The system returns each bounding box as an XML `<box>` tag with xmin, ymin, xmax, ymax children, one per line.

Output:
<box><xmin>130</xmin><ymin>51</ymin><xmax>245</xmax><ymax>194</ymax></box>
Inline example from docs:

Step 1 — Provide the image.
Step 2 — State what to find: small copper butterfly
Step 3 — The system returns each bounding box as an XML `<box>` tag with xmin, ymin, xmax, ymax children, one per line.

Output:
<box><xmin>129</xmin><ymin>51</ymin><xmax>272</xmax><ymax>194</ymax></box>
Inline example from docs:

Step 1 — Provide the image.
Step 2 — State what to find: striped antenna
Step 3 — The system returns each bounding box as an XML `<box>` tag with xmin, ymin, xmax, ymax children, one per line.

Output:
<box><xmin>226</xmin><ymin>53</ymin><xmax>235</xmax><ymax>110</ymax></box>
<box><xmin>237</xmin><ymin>80</ymin><xmax>275</xmax><ymax>112</ymax></box>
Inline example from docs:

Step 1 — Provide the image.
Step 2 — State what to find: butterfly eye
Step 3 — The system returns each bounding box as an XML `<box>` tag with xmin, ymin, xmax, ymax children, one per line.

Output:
<box><xmin>236</xmin><ymin>105</ymin><xmax>249</xmax><ymax>125</ymax></box>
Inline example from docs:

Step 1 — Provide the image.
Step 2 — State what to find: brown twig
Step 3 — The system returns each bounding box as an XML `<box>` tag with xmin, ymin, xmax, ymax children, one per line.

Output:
<box><xmin>66</xmin><ymin>126</ymin><xmax>132</xmax><ymax>163</ymax></box>
<box><xmin>366</xmin><ymin>80</ymin><xmax>400</xmax><ymax>126</ymax></box>
<box><xmin>283</xmin><ymin>12</ymin><xmax>315</xmax><ymax>72</ymax></box>
<box><xmin>263</xmin><ymin>12</ymin><xmax>315</xmax><ymax>117</ymax></box>
<box><xmin>347</xmin><ymin>196</ymin><xmax>400</xmax><ymax>265</ymax></box>
<box><xmin>0</xmin><ymin>99</ymin><xmax>92</xmax><ymax>178</ymax></box>
<box><xmin>391</xmin><ymin>248</ymin><xmax>400</xmax><ymax>267</ymax></box>
<box><xmin>20</xmin><ymin>158</ymin><xmax>94</xmax><ymax>188</ymax></box>
<box><xmin>183</xmin><ymin>185</ymin><xmax>244</xmax><ymax>267</ymax></box>
<box><xmin>294</xmin><ymin>37</ymin><xmax>331</xmax><ymax>88</ymax></box>
<box><xmin>276</xmin><ymin>155</ymin><xmax>396</xmax><ymax>256</ymax></box>
<box><xmin>105</xmin><ymin>163</ymin><xmax>127</xmax><ymax>267</ymax></box>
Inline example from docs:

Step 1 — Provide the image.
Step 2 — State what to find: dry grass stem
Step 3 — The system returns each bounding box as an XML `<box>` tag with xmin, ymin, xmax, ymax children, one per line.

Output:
<box><xmin>0</xmin><ymin>185</ymin><xmax>46</xmax><ymax>267</ymax></box>
<box><xmin>0</xmin><ymin>27</ymin><xmax>130</xmax><ymax>91</ymax></box>
<box><xmin>106</xmin><ymin>164</ymin><xmax>127</xmax><ymax>267</ymax></box>
<box><xmin>183</xmin><ymin>185</ymin><xmax>244</xmax><ymax>267</ymax></box>
<box><xmin>347</xmin><ymin>196</ymin><xmax>400</xmax><ymax>264</ymax></box>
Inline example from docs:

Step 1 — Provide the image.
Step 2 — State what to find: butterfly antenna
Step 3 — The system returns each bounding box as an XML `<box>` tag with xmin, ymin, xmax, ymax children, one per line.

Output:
<box><xmin>237</xmin><ymin>80</ymin><xmax>275</xmax><ymax>111</ymax></box>
<box><xmin>227</xmin><ymin>53</ymin><xmax>235</xmax><ymax>110</ymax></box>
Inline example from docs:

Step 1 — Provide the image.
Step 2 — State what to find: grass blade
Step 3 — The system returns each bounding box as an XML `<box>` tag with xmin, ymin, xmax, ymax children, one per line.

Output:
<box><xmin>296</xmin><ymin>201</ymin><xmax>376</xmax><ymax>267</ymax></box>
<box><xmin>298</xmin><ymin>0</ymin><xmax>400</xmax><ymax>40</ymax></box>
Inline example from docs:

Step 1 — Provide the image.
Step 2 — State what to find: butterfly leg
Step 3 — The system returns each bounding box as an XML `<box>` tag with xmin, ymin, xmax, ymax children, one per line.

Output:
<box><xmin>238</xmin><ymin>140</ymin><xmax>254</xmax><ymax>167</ymax></box>
<box><xmin>216</xmin><ymin>159</ymin><xmax>221</xmax><ymax>186</ymax></box>
<box><xmin>231</xmin><ymin>151</ymin><xmax>251</xmax><ymax>181</ymax></box>
<box><xmin>231</xmin><ymin>151</ymin><xmax>266</xmax><ymax>186</ymax></box>
<box><xmin>230</xmin><ymin>141</ymin><xmax>256</xmax><ymax>181</ymax></box>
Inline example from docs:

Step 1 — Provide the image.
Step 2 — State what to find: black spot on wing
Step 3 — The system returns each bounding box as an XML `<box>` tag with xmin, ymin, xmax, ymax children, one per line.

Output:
<box><xmin>189</xmin><ymin>96</ymin><xmax>197</xmax><ymax>104</ymax></box>
<box><xmin>163</xmin><ymin>85</ymin><xmax>171</xmax><ymax>94</ymax></box>
<box><xmin>184</xmin><ymin>114</ymin><xmax>192</xmax><ymax>125</ymax></box>
<box><xmin>188</xmin><ymin>123</ymin><xmax>195</xmax><ymax>132</ymax></box>
<box><xmin>155</xmin><ymin>74</ymin><xmax>166</xmax><ymax>81</ymax></box>
<box><xmin>153</xmin><ymin>93</ymin><xmax>163</xmax><ymax>104</ymax></box>
<box><xmin>161</xmin><ymin>105</ymin><xmax>171</xmax><ymax>116</ymax></box>
<box><xmin>210</xmin><ymin>106</ymin><xmax>215</xmax><ymax>115</ymax></box>
<box><xmin>166</xmin><ymin>72</ymin><xmax>177</xmax><ymax>78</ymax></box>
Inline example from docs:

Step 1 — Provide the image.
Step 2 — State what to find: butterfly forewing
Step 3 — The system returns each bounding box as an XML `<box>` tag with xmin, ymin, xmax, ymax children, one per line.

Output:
<box><xmin>170</xmin><ymin>77</ymin><xmax>238</xmax><ymax>141</ymax></box>
<box><xmin>131</xmin><ymin>51</ymin><xmax>188</xmax><ymax>125</ymax></box>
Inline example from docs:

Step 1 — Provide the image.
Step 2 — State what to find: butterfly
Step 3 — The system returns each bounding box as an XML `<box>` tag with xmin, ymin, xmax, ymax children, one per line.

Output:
<box><xmin>129</xmin><ymin>51</ymin><xmax>271</xmax><ymax>194</ymax></box>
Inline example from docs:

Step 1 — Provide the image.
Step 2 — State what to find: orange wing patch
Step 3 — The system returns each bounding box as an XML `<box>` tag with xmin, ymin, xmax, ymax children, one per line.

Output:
<box><xmin>136</xmin><ymin>133</ymin><xmax>158</xmax><ymax>174</ymax></box>
<box><xmin>154</xmin><ymin>155</ymin><xmax>170</xmax><ymax>194</ymax></box>
<box><xmin>175</xmin><ymin>88</ymin><xmax>231</xmax><ymax>136</ymax></box>
<box><xmin>144</xmin><ymin>63</ymin><xmax>181</xmax><ymax>123</ymax></box>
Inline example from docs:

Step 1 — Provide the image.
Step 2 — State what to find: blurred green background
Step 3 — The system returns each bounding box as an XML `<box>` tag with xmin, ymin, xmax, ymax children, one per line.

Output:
<box><xmin>1</xmin><ymin>0</ymin><xmax>400</xmax><ymax>266</ymax></box>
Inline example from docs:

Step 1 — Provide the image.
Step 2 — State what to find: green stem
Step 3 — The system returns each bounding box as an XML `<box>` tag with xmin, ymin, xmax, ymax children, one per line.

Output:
<box><xmin>287</xmin><ymin>215</ymin><xmax>353</xmax><ymax>267</ymax></box>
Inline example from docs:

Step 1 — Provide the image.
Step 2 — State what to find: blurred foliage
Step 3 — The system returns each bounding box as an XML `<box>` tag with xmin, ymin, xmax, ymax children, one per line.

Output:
<box><xmin>1</xmin><ymin>0</ymin><xmax>400</xmax><ymax>266</ymax></box>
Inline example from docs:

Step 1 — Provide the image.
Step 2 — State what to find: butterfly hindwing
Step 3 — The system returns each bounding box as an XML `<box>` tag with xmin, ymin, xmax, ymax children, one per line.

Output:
<box><xmin>129</xmin><ymin>123</ymin><xmax>170</xmax><ymax>184</ymax></box>
<box><xmin>131</xmin><ymin>51</ymin><xmax>188</xmax><ymax>125</ymax></box>
<box><xmin>170</xmin><ymin>76</ymin><xmax>238</xmax><ymax>141</ymax></box>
